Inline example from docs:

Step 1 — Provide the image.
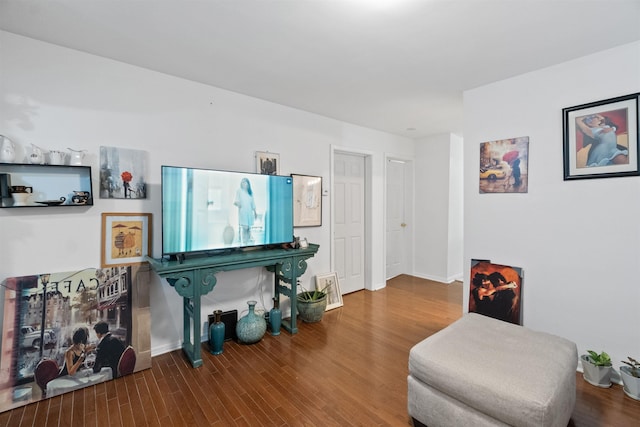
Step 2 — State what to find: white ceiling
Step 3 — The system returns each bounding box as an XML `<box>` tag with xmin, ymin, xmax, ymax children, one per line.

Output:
<box><xmin>1</xmin><ymin>0</ymin><xmax>639</xmax><ymax>138</ymax></box>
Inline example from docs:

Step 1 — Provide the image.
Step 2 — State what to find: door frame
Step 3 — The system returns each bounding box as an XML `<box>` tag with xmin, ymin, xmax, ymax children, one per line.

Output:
<box><xmin>384</xmin><ymin>153</ymin><xmax>415</xmax><ymax>281</ymax></box>
<box><xmin>330</xmin><ymin>146</ymin><xmax>373</xmax><ymax>291</ymax></box>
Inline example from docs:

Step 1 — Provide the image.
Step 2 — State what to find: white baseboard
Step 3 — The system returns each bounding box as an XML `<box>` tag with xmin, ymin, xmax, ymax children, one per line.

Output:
<box><xmin>370</xmin><ymin>281</ymin><xmax>387</xmax><ymax>291</ymax></box>
<box><xmin>412</xmin><ymin>272</ymin><xmax>461</xmax><ymax>284</ymax></box>
<box><xmin>151</xmin><ymin>341</ymin><xmax>183</xmax><ymax>357</ymax></box>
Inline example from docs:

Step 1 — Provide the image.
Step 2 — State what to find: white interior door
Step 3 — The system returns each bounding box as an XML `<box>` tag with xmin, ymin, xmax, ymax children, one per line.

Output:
<box><xmin>386</xmin><ymin>158</ymin><xmax>411</xmax><ymax>280</ymax></box>
<box><xmin>333</xmin><ymin>153</ymin><xmax>365</xmax><ymax>294</ymax></box>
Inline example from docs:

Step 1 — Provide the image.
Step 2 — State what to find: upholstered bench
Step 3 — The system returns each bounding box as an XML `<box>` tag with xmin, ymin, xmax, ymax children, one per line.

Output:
<box><xmin>408</xmin><ymin>313</ymin><xmax>577</xmax><ymax>427</ymax></box>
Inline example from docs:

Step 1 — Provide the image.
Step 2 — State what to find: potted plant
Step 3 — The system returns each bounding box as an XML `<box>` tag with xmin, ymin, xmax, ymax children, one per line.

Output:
<box><xmin>620</xmin><ymin>357</ymin><xmax>640</xmax><ymax>400</ymax></box>
<box><xmin>296</xmin><ymin>285</ymin><xmax>329</xmax><ymax>323</ymax></box>
<box><xmin>581</xmin><ymin>350</ymin><xmax>613</xmax><ymax>388</ymax></box>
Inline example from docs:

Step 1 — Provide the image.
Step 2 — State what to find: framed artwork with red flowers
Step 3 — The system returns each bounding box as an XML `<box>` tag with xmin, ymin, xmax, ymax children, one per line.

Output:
<box><xmin>99</xmin><ymin>146</ymin><xmax>148</xmax><ymax>199</ymax></box>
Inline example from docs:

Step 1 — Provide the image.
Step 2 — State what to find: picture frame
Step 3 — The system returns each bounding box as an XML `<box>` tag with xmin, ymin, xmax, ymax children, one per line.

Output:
<box><xmin>101</xmin><ymin>213</ymin><xmax>152</xmax><ymax>267</ymax></box>
<box><xmin>469</xmin><ymin>259</ymin><xmax>523</xmax><ymax>325</ymax></box>
<box><xmin>255</xmin><ymin>151</ymin><xmax>280</xmax><ymax>175</ymax></box>
<box><xmin>99</xmin><ymin>146</ymin><xmax>148</xmax><ymax>199</ymax></box>
<box><xmin>479</xmin><ymin>136</ymin><xmax>529</xmax><ymax>194</ymax></box>
<box><xmin>563</xmin><ymin>92</ymin><xmax>639</xmax><ymax>180</ymax></box>
<box><xmin>0</xmin><ymin>265</ymin><xmax>151</xmax><ymax>412</ymax></box>
<box><xmin>316</xmin><ymin>272</ymin><xmax>343</xmax><ymax>311</ymax></box>
<box><xmin>292</xmin><ymin>174</ymin><xmax>322</xmax><ymax>227</ymax></box>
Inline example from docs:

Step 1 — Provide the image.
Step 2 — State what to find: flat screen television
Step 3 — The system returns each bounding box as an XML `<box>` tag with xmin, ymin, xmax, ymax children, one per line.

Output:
<box><xmin>161</xmin><ymin>165</ymin><xmax>294</xmax><ymax>258</ymax></box>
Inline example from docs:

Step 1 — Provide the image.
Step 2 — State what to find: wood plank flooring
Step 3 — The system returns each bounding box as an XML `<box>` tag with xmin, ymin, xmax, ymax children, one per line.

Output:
<box><xmin>1</xmin><ymin>274</ymin><xmax>638</xmax><ymax>426</ymax></box>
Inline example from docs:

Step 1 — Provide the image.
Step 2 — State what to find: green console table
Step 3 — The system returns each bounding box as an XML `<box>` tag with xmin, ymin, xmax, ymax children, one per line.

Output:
<box><xmin>146</xmin><ymin>243</ymin><xmax>319</xmax><ymax>368</ymax></box>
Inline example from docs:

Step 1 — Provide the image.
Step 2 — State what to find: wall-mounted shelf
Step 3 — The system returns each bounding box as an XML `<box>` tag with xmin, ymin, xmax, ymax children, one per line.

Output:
<box><xmin>0</xmin><ymin>163</ymin><xmax>93</xmax><ymax>208</ymax></box>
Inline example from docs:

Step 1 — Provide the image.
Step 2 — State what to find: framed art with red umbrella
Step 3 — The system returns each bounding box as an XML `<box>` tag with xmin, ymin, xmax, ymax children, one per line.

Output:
<box><xmin>479</xmin><ymin>136</ymin><xmax>529</xmax><ymax>194</ymax></box>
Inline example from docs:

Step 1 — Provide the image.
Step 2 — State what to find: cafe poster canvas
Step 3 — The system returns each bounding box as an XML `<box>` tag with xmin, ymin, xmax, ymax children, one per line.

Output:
<box><xmin>0</xmin><ymin>266</ymin><xmax>149</xmax><ymax>413</ymax></box>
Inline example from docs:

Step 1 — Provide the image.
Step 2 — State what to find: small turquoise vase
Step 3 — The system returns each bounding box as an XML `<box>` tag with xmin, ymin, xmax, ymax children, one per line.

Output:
<box><xmin>209</xmin><ymin>310</ymin><xmax>225</xmax><ymax>355</ymax></box>
<box><xmin>236</xmin><ymin>300</ymin><xmax>266</xmax><ymax>344</ymax></box>
<box><xmin>269</xmin><ymin>298</ymin><xmax>282</xmax><ymax>336</ymax></box>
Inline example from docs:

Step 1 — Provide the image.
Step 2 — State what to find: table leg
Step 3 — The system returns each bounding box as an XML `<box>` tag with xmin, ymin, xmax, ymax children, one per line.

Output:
<box><xmin>289</xmin><ymin>275</ymin><xmax>298</xmax><ymax>334</ymax></box>
<box><xmin>273</xmin><ymin>263</ymin><xmax>299</xmax><ymax>334</ymax></box>
<box><xmin>183</xmin><ymin>297</ymin><xmax>203</xmax><ymax>368</ymax></box>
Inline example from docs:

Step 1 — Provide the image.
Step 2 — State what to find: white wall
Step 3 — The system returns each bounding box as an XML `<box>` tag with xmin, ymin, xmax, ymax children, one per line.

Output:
<box><xmin>0</xmin><ymin>31</ymin><xmax>414</xmax><ymax>355</ymax></box>
<box><xmin>447</xmin><ymin>133</ymin><xmax>464</xmax><ymax>280</ymax></box>
<box><xmin>464</xmin><ymin>41</ymin><xmax>640</xmax><ymax>374</ymax></box>
<box><xmin>414</xmin><ymin>133</ymin><xmax>464</xmax><ymax>282</ymax></box>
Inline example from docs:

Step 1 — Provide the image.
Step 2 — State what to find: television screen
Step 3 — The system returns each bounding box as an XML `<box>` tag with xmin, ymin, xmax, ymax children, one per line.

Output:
<box><xmin>161</xmin><ymin>166</ymin><xmax>294</xmax><ymax>256</ymax></box>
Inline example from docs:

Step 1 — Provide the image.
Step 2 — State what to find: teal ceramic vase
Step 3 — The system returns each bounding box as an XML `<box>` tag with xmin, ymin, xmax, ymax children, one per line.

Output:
<box><xmin>236</xmin><ymin>300</ymin><xmax>266</xmax><ymax>344</ymax></box>
<box><xmin>269</xmin><ymin>298</ymin><xmax>282</xmax><ymax>336</ymax></box>
<box><xmin>209</xmin><ymin>309</ymin><xmax>225</xmax><ymax>355</ymax></box>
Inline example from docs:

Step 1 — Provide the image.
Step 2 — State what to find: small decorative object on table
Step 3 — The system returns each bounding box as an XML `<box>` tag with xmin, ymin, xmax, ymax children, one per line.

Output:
<box><xmin>581</xmin><ymin>350</ymin><xmax>613</xmax><ymax>388</ymax></box>
<box><xmin>236</xmin><ymin>301</ymin><xmax>266</xmax><ymax>344</ymax></box>
<box><xmin>620</xmin><ymin>356</ymin><xmax>640</xmax><ymax>400</ymax></box>
<box><xmin>209</xmin><ymin>310</ymin><xmax>225</xmax><ymax>355</ymax></box>
<box><xmin>269</xmin><ymin>298</ymin><xmax>282</xmax><ymax>336</ymax></box>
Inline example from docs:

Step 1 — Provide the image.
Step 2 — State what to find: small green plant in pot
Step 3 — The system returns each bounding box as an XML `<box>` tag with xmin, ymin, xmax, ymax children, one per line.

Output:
<box><xmin>296</xmin><ymin>284</ymin><xmax>329</xmax><ymax>323</ymax></box>
<box><xmin>581</xmin><ymin>350</ymin><xmax>613</xmax><ymax>388</ymax></box>
<box><xmin>620</xmin><ymin>357</ymin><xmax>640</xmax><ymax>400</ymax></box>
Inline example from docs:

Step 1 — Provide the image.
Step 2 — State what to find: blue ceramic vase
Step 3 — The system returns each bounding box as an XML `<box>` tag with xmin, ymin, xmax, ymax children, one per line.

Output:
<box><xmin>269</xmin><ymin>298</ymin><xmax>282</xmax><ymax>336</ymax></box>
<box><xmin>209</xmin><ymin>309</ymin><xmax>225</xmax><ymax>355</ymax></box>
<box><xmin>236</xmin><ymin>300</ymin><xmax>266</xmax><ymax>344</ymax></box>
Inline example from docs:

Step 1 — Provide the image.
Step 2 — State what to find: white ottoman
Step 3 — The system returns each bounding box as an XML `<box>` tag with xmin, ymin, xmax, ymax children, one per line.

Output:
<box><xmin>408</xmin><ymin>313</ymin><xmax>577</xmax><ymax>427</ymax></box>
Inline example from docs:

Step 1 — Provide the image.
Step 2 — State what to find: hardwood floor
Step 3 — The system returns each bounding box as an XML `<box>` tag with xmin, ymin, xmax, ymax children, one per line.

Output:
<box><xmin>1</xmin><ymin>274</ymin><xmax>638</xmax><ymax>426</ymax></box>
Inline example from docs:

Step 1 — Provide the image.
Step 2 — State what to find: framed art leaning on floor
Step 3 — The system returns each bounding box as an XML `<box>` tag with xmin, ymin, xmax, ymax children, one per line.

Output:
<box><xmin>0</xmin><ymin>265</ymin><xmax>151</xmax><ymax>413</ymax></box>
<box><xmin>469</xmin><ymin>260</ymin><xmax>523</xmax><ymax>325</ymax></box>
<box><xmin>316</xmin><ymin>272</ymin><xmax>343</xmax><ymax>311</ymax></box>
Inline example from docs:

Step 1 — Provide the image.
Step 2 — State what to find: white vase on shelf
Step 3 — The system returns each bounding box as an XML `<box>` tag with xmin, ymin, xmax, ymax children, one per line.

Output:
<box><xmin>0</xmin><ymin>136</ymin><xmax>16</xmax><ymax>163</ymax></box>
<box><xmin>28</xmin><ymin>144</ymin><xmax>45</xmax><ymax>164</ymax></box>
<box><xmin>68</xmin><ymin>148</ymin><xmax>86</xmax><ymax>165</ymax></box>
<box><xmin>11</xmin><ymin>192</ymin><xmax>31</xmax><ymax>206</ymax></box>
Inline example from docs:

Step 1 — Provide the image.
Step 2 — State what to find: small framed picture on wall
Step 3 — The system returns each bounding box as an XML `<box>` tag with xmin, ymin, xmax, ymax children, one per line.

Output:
<box><xmin>101</xmin><ymin>212</ymin><xmax>152</xmax><ymax>267</ymax></box>
<box><xmin>292</xmin><ymin>174</ymin><xmax>322</xmax><ymax>227</ymax></box>
<box><xmin>99</xmin><ymin>146</ymin><xmax>149</xmax><ymax>199</ymax></box>
<box><xmin>479</xmin><ymin>136</ymin><xmax>529</xmax><ymax>194</ymax></box>
<box><xmin>256</xmin><ymin>151</ymin><xmax>280</xmax><ymax>175</ymax></box>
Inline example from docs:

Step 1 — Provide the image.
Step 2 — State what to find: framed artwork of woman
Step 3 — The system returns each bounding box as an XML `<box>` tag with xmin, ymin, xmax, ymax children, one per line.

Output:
<box><xmin>563</xmin><ymin>93</ymin><xmax>639</xmax><ymax>180</ymax></box>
